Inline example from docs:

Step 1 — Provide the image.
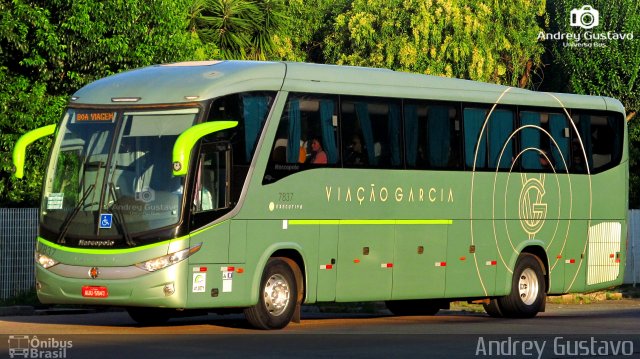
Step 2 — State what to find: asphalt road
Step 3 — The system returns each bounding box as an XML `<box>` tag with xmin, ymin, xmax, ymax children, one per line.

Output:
<box><xmin>1</xmin><ymin>300</ymin><xmax>639</xmax><ymax>359</ymax></box>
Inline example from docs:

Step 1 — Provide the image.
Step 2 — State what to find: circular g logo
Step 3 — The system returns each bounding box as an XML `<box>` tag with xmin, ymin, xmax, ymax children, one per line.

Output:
<box><xmin>519</xmin><ymin>174</ymin><xmax>547</xmax><ymax>239</ymax></box>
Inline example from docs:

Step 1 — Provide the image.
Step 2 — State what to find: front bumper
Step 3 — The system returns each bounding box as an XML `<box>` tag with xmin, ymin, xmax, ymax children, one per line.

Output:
<box><xmin>36</xmin><ymin>260</ymin><xmax>188</xmax><ymax>308</ymax></box>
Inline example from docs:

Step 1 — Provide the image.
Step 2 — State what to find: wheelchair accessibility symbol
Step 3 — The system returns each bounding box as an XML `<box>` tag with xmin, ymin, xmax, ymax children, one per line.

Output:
<box><xmin>99</xmin><ymin>213</ymin><xmax>112</xmax><ymax>229</ymax></box>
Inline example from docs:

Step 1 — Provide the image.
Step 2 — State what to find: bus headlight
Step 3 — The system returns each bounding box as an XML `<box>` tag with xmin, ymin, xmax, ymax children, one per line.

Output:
<box><xmin>136</xmin><ymin>243</ymin><xmax>202</xmax><ymax>272</ymax></box>
<box><xmin>35</xmin><ymin>252</ymin><xmax>59</xmax><ymax>269</ymax></box>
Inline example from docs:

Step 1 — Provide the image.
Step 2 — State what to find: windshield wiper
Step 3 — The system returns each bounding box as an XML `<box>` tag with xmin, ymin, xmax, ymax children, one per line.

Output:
<box><xmin>108</xmin><ymin>183</ymin><xmax>136</xmax><ymax>247</ymax></box>
<box><xmin>56</xmin><ymin>184</ymin><xmax>95</xmax><ymax>244</ymax></box>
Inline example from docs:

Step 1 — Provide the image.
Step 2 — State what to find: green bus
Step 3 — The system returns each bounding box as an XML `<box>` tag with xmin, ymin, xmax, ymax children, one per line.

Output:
<box><xmin>13</xmin><ymin>61</ymin><xmax>628</xmax><ymax>329</ymax></box>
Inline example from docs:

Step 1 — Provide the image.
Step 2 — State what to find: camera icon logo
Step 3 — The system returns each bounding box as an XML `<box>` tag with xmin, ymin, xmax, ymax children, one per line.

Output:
<box><xmin>135</xmin><ymin>188</ymin><xmax>155</xmax><ymax>203</ymax></box>
<box><xmin>570</xmin><ymin>5</ymin><xmax>599</xmax><ymax>30</ymax></box>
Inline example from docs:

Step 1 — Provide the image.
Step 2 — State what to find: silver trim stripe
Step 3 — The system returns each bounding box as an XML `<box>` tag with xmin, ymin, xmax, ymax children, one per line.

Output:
<box><xmin>49</xmin><ymin>264</ymin><xmax>149</xmax><ymax>280</ymax></box>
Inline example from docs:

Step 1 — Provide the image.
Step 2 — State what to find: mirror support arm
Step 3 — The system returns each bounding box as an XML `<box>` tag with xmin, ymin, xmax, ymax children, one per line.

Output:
<box><xmin>172</xmin><ymin>121</ymin><xmax>238</xmax><ymax>176</ymax></box>
<box><xmin>13</xmin><ymin>124</ymin><xmax>57</xmax><ymax>179</ymax></box>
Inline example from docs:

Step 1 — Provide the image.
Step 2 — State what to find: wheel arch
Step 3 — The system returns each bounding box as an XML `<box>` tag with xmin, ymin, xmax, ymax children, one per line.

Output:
<box><xmin>249</xmin><ymin>243</ymin><xmax>308</xmax><ymax>305</ymax></box>
<box><xmin>499</xmin><ymin>241</ymin><xmax>549</xmax><ymax>295</ymax></box>
<box><xmin>271</xmin><ymin>248</ymin><xmax>306</xmax><ymax>306</ymax></box>
<box><xmin>520</xmin><ymin>245</ymin><xmax>549</xmax><ymax>294</ymax></box>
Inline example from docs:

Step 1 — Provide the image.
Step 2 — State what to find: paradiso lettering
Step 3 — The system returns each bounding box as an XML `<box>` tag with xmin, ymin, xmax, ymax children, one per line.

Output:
<box><xmin>325</xmin><ymin>184</ymin><xmax>454</xmax><ymax>205</ymax></box>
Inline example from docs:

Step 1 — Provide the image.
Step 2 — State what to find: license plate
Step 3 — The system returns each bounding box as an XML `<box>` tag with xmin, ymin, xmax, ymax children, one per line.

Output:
<box><xmin>81</xmin><ymin>286</ymin><xmax>108</xmax><ymax>298</ymax></box>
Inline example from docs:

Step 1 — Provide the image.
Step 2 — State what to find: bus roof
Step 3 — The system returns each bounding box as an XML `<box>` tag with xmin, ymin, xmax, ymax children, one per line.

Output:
<box><xmin>71</xmin><ymin>60</ymin><xmax>624</xmax><ymax>114</ymax></box>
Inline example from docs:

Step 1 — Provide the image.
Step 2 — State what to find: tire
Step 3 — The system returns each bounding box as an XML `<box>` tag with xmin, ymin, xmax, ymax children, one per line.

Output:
<box><xmin>497</xmin><ymin>253</ymin><xmax>546</xmax><ymax>318</ymax></box>
<box><xmin>385</xmin><ymin>299</ymin><xmax>442</xmax><ymax>316</ymax></box>
<box><xmin>244</xmin><ymin>257</ymin><xmax>300</xmax><ymax>329</ymax></box>
<box><xmin>127</xmin><ymin>307</ymin><xmax>172</xmax><ymax>326</ymax></box>
<box><xmin>482</xmin><ymin>299</ymin><xmax>504</xmax><ymax>318</ymax></box>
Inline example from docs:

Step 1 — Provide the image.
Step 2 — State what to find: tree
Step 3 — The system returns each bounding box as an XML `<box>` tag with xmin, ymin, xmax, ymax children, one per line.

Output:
<box><xmin>323</xmin><ymin>0</ymin><xmax>546</xmax><ymax>88</ymax></box>
<box><xmin>192</xmin><ymin>0</ymin><xmax>289</xmax><ymax>60</ymax></box>
<box><xmin>544</xmin><ymin>0</ymin><xmax>640</xmax><ymax>206</ymax></box>
<box><xmin>280</xmin><ymin>0</ymin><xmax>352</xmax><ymax>62</ymax></box>
<box><xmin>0</xmin><ymin>0</ymin><xmax>205</xmax><ymax>207</ymax></box>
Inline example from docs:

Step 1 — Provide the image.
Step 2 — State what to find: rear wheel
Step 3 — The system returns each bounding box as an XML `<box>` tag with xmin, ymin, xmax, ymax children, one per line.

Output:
<box><xmin>482</xmin><ymin>299</ymin><xmax>504</xmax><ymax>318</ymax></box>
<box><xmin>244</xmin><ymin>257</ymin><xmax>300</xmax><ymax>329</ymax></box>
<box><xmin>497</xmin><ymin>253</ymin><xmax>546</xmax><ymax>318</ymax></box>
<box><xmin>385</xmin><ymin>299</ymin><xmax>443</xmax><ymax>316</ymax></box>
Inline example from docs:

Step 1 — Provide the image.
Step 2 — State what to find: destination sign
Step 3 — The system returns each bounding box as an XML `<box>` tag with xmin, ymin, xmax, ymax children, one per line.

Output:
<box><xmin>75</xmin><ymin>111</ymin><xmax>116</xmax><ymax>122</ymax></box>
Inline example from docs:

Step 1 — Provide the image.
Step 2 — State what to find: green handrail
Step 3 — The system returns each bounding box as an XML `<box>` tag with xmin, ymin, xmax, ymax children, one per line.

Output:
<box><xmin>13</xmin><ymin>124</ymin><xmax>56</xmax><ymax>179</ymax></box>
<box><xmin>172</xmin><ymin>121</ymin><xmax>238</xmax><ymax>176</ymax></box>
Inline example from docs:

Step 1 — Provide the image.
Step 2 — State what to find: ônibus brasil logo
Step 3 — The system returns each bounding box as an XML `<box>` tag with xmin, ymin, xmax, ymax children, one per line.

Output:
<box><xmin>8</xmin><ymin>335</ymin><xmax>72</xmax><ymax>359</ymax></box>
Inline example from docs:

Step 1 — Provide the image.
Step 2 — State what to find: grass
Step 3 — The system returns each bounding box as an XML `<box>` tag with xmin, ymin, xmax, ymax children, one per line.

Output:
<box><xmin>546</xmin><ymin>284</ymin><xmax>639</xmax><ymax>304</ymax></box>
<box><xmin>449</xmin><ymin>301</ymin><xmax>485</xmax><ymax>313</ymax></box>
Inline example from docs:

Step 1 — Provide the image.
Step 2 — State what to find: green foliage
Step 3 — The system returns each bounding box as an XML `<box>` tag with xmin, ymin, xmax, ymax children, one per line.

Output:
<box><xmin>545</xmin><ymin>0</ymin><xmax>640</xmax><ymax>207</ymax></box>
<box><xmin>3</xmin><ymin>0</ymin><xmax>204</xmax><ymax>95</ymax></box>
<box><xmin>281</xmin><ymin>0</ymin><xmax>352</xmax><ymax>62</ymax></box>
<box><xmin>0</xmin><ymin>0</ymin><xmax>206</xmax><ymax>207</ymax></box>
<box><xmin>192</xmin><ymin>0</ymin><xmax>288</xmax><ymax>60</ymax></box>
<box><xmin>546</xmin><ymin>0</ymin><xmax>639</xmax><ymax>113</ymax></box>
<box><xmin>323</xmin><ymin>0</ymin><xmax>546</xmax><ymax>88</ymax></box>
<box><xmin>0</xmin><ymin>69</ymin><xmax>66</xmax><ymax>207</ymax></box>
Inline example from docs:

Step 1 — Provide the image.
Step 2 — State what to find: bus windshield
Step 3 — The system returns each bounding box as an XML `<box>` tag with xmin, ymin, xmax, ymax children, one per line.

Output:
<box><xmin>41</xmin><ymin>108</ymin><xmax>198</xmax><ymax>247</ymax></box>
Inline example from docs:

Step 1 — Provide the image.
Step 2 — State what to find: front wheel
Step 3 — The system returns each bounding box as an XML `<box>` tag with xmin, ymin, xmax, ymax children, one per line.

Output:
<box><xmin>244</xmin><ymin>257</ymin><xmax>300</xmax><ymax>329</ymax></box>
<box><xmin>497</xmin><ymin>253</ymin><xmax>546</xmax><ymax>318</ymax></box>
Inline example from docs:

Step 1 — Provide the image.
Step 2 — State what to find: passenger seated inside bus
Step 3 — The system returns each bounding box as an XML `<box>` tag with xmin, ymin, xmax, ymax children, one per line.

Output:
<box><xmin>345</xmin><ymin>134</ymin><xmax>366</xmax><ymax>165</ymax></box>
<box><xmin>307</xmin><ymin>137</ymin><xmax>327</xmax><ymax>164</ymax></box>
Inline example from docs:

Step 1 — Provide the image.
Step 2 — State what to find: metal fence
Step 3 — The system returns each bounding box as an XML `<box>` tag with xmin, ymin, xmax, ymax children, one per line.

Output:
<box><xmin>0</xmin><ymin>208</ymin><xmax>38</xmax><ymax>300</ymax></box>
<box><xmin>625</xmin><ymin>210</ymin><xmax>640</xmax><ymax>286</ymax></box>
<box><xmin>0</xmin><ymin>208</ymin><xmax>638</xmax><ymax>301</ymax></box>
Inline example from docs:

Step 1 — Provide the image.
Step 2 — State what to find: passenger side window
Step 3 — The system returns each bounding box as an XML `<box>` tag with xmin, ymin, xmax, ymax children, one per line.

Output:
<box><xmin>572</xmin><ymin>112</ymin><xmax>623</xmax><ymax>173</ymax></box>
<box><xmin>208</xmin><ymin>92</ymin><xmax>276</xmax><ymax>165</ymax></box>
<box><xmin>271</xmin><ymin>94</ymin><xmax>338</xmax><ymax>165</ymax></box>
<box><xmin>341</xmin><ymin>98</ymin><xmax>402</xmax><ymax>168</ymax></box>
<box><xmin>464</xmin><ymin>107</ymin><xmax>514</xmax><ymax>170</ymax></box>
<box><xmin>404</xmin><ymin>102</ymin><xmax>461</xmax><ymax>169</ymax></box>
<box><xmin>263</xmin><ymin>94</ymin><xmax>338</xmax><ymax>183</ymax></box>
<box><xmin>519</xmin><ymin>111</ymin><xmax>571</xmax><ymax>172</ymax></box>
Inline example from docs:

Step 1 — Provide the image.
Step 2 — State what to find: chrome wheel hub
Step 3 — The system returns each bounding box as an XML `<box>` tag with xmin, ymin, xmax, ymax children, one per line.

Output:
<box><xmin>518</xmin><ymin>268</ymin><xmax>539</xmax><ymax>305</ymax></box>
<box><xmin>263</xmin><ymin>273</ymin><xmax>290</xmax><ymax>316</ymax></box>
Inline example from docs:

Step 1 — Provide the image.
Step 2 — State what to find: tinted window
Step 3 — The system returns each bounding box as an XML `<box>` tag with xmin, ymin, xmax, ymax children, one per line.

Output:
<box><xmin>404</xmin><ymin>102</ymin><xmax>461</xmax><ymax>169</ymax></box>
<box><xmin>208</xmin><ymin>92</ymin><xmax>276</xmax><ymax>165</ymax></box>
<box><xmin>263</xmin><ymin>94</ymin><xmax>338</xmax><ymax>183</ymax></box>
<box><xmin>572</xmin><ymin>112</ymin><xmax>623</xmax><ymax>173</ymax></box>
<box><xmin>464</xmin><ymin>107</ymin><xmax>514</xmax><ymax>170</ymax></box>
<box><xmin>519</xmin><ymin>111</ymin><xmax>571</xmax><ymax>172</ymax></box>
<box><xmin>341</xmin><ymin>98</ymin><xmax>402</xmax><ymax>169</ymax></box>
